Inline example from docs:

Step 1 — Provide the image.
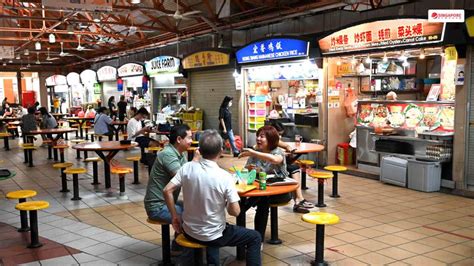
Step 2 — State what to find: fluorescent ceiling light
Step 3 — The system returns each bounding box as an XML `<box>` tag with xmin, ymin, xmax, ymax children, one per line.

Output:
<box><xmin>35</xmin><ymin>41</ymin><xmax>41</xmax><ymax>50</ymax></box>
<box><xmin>49</xmin><ymin>33</ymin><xmax>56</xmax><ymax>43</ymax></box>
<box><xmin>24</xmin><ymin>49</ymin><xmax>29</xmax><ymax>56</ymax></box>
<box><xmin>131</xmin><ymin>0</ymin><xmax>141</xmax><ymax>3</ymax></box>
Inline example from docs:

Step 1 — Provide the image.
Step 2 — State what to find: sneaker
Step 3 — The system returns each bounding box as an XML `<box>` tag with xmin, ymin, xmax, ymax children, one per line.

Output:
<box><xmin>293</xmin><ymin>204</ymin><xmax>310</xmax><ymax>213</ymax></box>
<box><xmin>296</xmin><ymin>199</ymin><xmax>315</xmax><ymax>209</ymax></box>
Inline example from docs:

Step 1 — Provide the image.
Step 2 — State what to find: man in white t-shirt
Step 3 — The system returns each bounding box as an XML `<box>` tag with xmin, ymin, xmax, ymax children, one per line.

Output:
<box><xmin>164</xmin><ymin>130</ymin><xmax>262</xmax><ymax>265</ymax></box>
<box><xmin>127</xmin><ymin>107</ymin><xmax>159</xmax><ymax>149</ymax></box>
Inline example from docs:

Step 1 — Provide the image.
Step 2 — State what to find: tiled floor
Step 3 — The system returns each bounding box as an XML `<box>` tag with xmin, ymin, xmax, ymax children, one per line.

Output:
<box><xmin>0</xmin><ymin>138</ymin><xmax>473</xmax><ymax>265</ymax></box>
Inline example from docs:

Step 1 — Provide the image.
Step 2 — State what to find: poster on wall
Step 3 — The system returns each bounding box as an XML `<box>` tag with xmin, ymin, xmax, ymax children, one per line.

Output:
<box><xmin>440</xmin><ymin>46</ymin><xmax>457</xmax><ymax>101</ymax></box>
<box><xmin>319</xmin><ymin>19</ymin><xmax>445</xmax><ymax>54</ymax></box>
<box><xmin>455</xmin><ymin>64</ymin><xmax>465</xmax><ymax>85</ymax></box>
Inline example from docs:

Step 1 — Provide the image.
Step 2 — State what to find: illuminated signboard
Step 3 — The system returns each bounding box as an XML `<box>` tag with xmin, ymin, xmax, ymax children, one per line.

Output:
<box><xmin>236</xmin><ymin>38</ymin><xmax>309</xmax><ymax>64</ymax></box>
<box><xmin>145</xmin><ymin>56</ymin><xmax>180</xmax><ymax>76</ymax></box>
<box><xmin>97</xmin><ymin>66</ymin><xmax>117</xmax><ymax>82</ymax></box>
<box><xmin>118</xmin><ymin>63</ymin><xmax>144</xmax><ymax>77</ymax></box>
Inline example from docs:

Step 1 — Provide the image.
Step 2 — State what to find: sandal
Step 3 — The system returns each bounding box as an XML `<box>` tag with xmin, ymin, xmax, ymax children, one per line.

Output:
<box><xmin>293</xmin><ymin>204</ymin><xmax>310</xmax><ymax>213</ymax></box>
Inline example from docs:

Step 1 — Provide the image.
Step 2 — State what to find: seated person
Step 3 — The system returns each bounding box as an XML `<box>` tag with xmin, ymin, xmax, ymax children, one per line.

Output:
<box><xmin>93</xmin><ymin>107</ymin><xmax>113</xmax><ymax>140</ymax></box>
<box><xmin>239</xmin><ymin>125</ymin><xmax>290</xmax><ymax>242</ymax></box>
<box><xmin>21</xmin><ymin>107</ymin><xmax>38</xmax><ymax>134</ymax></box>
<box><xmin>272</xmin><ymin>122</ymin><xmax>314</xmax><ymax>213</ymax></box>
<box><xmin>164</xmin><ymin>129</ymin><xmax>261</xmax><ymax>265</ymax></box>
<box><xmin>85</xmin><ymin>105</ymin><xmax>96</xmax><ymax>119</ymax></box>
<box><xmin>127</xmin><ymin>107</ymin><xmax>159</xmax><ymax>148</ymax></box>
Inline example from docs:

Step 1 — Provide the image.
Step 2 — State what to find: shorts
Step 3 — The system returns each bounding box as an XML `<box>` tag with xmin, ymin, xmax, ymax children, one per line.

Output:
<box><xmin>135</xmin><ymin>136</ymin><xmax>152</xmax><ymax>148</ymax></box>
<box><xmin>287</xmin><ymin>164</ymin><xmax>300</xmax><ymax>175</ymax></box>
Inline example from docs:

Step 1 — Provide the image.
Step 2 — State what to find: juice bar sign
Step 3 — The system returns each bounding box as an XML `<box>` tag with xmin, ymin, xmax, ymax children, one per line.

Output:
<box><xmin>318</xmin><ymin>19</ymin><xmax>445</xmax><ymax>54</ymax></box>
<box><xmin>145</xmin><ymin>56</ymin><xmax>180</xmax><ymax>76</ymax></box>
<box><xmin>236</xmin><ymin>38</ymin><xmax>309</xmax><ymax>64</ymax></box>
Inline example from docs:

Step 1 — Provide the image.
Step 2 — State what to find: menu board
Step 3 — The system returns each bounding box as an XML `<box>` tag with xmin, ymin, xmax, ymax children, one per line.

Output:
<box><xmin>356</xmin><ymin>101</ymin><xmax>454</xmax><ymax>132</ymax></box>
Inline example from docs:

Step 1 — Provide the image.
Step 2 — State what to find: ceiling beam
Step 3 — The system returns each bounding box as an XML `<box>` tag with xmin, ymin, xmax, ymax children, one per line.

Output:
<box><xmin>0</xmin><ymin>27</ymin><xmax>125</xmax><ymax>39</ymax></box>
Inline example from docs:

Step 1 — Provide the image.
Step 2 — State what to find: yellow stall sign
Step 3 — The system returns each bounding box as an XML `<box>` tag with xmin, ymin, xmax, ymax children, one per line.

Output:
<box><xmin>183</xmin><ymin>51</ymin><xmax>230</xmax><ymax>69</ymax></box>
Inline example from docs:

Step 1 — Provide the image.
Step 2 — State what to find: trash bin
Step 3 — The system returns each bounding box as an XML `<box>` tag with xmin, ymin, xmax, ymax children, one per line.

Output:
<box><xmin>380</xmin><ymin>156</ymin><xmax>408</xmax><ymax>187</ymax></box>
<box><xmin>407</xmin><ymin>160</ymin><xmax>441</xmax><ymax>192</ymax></box>
<box><xmin>336</xmin><ymin>142</ymin><xmax>353</xmax><ymax>165</ymax></box>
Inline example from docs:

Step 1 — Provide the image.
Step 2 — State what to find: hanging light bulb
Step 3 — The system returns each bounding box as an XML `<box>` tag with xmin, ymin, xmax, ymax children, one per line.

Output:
<box><xmin>233</xmin><ymin>69</ymin><xmax>240</xmax><ymax>78</ymax></box>
<box><xmin>35</xmin><ymin>41</ymin><xmax>41</xmax><ymax>50</ymax></box>
<box><xmin>365</xmin><ymin>55</ymin><xmax>372</xmax><ymax>64</ymax></box>
<box><xmin>336</xmin><ymin>58</ymin><xmax>342</xmax><ymax>66</ymax></box>
<box><xmin>49</xmin><ymin>33</ymin><xmax>56</xmax><ymax>43</ymax></box>
<box><xmin>24</xmin><ymin>49</ymin><xmax>29</xmax><ymax>56</ymax></box>
<box><xmin>2</xmin><ymin>62</ymin><xmax>6</xmax><ymax>66</ymax></box>
<box><xmin>131</xmin><ymin>0</ymin><xmax>141</xmax><ymax>3</ymax></box>
<box><xmin>382</xmin><ymin>52</ymin><xmax>388</xmax><ymax>63</ymax></box>
<box><xmin>351</xmin><ymin>56</ymin><xmax>357</xmax><ymax>65</ymax></box>
<box><xmin>398</xmin><ymin>51</ymin><xmax>407</xmax><ymax>61</ymax></box>
<box><xmin>15</xmin><ymin>54</ymin><xmax>20</xmax><ymax>60</ymax></box>
<box><xmin>419</xmin><ymin>49</ymin><xmax>425</xmax><ymax>59</ymax></box>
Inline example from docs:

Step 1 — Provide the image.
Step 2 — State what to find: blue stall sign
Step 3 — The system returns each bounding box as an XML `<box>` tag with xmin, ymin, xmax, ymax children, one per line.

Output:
<box><xmin>236</xmin><ymin>38</ymin><xmax>309</xmax><ymax>64</ymax></box>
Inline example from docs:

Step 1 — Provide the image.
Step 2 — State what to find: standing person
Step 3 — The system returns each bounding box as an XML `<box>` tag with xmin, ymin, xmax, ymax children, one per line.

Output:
<box><xmin>93</xmin><ymin>107</ymin><xmax>114</xmax><ymax>140</ymax></box>
<box><xmin>53</xmin><ymin>95</ymin><xmax>60</xmax><ymax>113</ymax></box>
<box><xmin>239</xmin><ymin>125</ymin><xmax>291</xmax><ymax>242</ymax></box>
<box><xmin>144</xmin><ymin>124</ymin><xmax>193</xmax><ymax>254</ymax></box>
<box><xmin>107</xmin><ymin>96</ymin><xmax>117</xmax><ymax>118</ymax></box>
<box><xmin>218</xmin><ymin>96</ymin><xmax>239</xmax><ymax>157</ymax></box>
<box><xmin>117</xmin><ymin>95</ymin><xmax>127</xmax><ymax>121</ymax></box>
<box><xmin>127</xmin><ymin>107</ymin><xmax>159</xmax><ymax>149</ymax></box>
<box><xmin>2</xmin><ymin>97</ymin><xmax>7</xmax><ymax>107</ymax></box>
<box><xmin>163</xmin><ymin>130</ymin><xmax>262</xmax><ymax>265</ymax></box>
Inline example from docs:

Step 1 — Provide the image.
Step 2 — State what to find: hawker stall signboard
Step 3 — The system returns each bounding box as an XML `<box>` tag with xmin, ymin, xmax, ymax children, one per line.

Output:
<box><xmin>236</xmin><ymin>38</ymin><xmax>309</xmax><ymax>64</ymax></box>
<box><xmin>0</xmin><ymin>46</ymin><xmax>14</xmax><ymax>59</ymax></box>
<box><xmin>80</xmin><ymin>69</ymin><xmax>97</xmax><ymax>84</ymax></box>
<box><xmin>45</xmin><ymin>75</ymin><xmax>67</xmax><ymax>86</ymax></box>
<box><xmin>118</xmin><ymin>63</ymin><xmax>144</xmax><ymax>77</ymax></box>
<box><xmin>145</xmin><ymin>56</ymin><xmax>180</xmax><ymax>76</ymax></box>
<box><xmin>319</xmin><ymin>19</ymin><xmax>445</xmax><ymax>54</ymax></box>
<box><xmin>97</xmin><ymin>66</ymin><xmax>117</xmax><ymax>82</ymax></box>
<box><xmin>66</xmin><ymin>72</ymin><xmax>81</xmax><ymax>85</ymax></box>
<box><xmin>183</xmin><ymin>51</ymin><xmax>230</xmax><ymax>69</ymax></box>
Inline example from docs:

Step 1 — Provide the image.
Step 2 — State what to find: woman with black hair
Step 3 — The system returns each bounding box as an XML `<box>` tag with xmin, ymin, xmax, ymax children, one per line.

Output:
<box><xmin>218</xmin><ymin>96</ymin><xmax>239</xmax><ymax>157</ymax></box>
<box><xmin>108</xmin><ymin>96</ymin><xmax>117</xmax><ymax>118</ymax></box>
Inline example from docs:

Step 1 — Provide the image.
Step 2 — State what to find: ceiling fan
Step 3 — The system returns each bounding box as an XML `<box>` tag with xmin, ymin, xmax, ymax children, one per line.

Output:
<box><xmin>76</xmin><ymin>35</ymin><xmax>94</xmax><ymax>51</ymax></box>
<box><xmin>59</xmin><ymin>42</ymin><xmax>74</xmax><ymax>57</ymax></box>
<box><xmin>46</xmin><ymin>48</ymin><xmax>60</xmax><ymax>61</ymax></box>
<box><xmin>36</xmin><ymin>52</ymin><xmax>52</xmax><ymax>65</ymax></box>
<box><xmin>167</xmin><ymin>0</ymin><xmax>201</xmax><ymax>21</ymax></box>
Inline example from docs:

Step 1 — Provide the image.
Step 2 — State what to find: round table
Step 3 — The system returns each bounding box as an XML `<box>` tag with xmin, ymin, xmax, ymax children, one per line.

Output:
<box><xmin>286</xmin><ymin>142</ymin><xmax>324</xmax><ymax>189</ymax></box>
<box><xmin>111</xmin><ymin>121</ymin><xmax>128</xmax><ymax>141</ymax></box>
<box><xmin>64</xmin><ymin>117</ymin><xmax>94</xmax><ymax>139</ymax></box>
<box><xmin>236</xmin><ymin>182</ymin><xmax>298</xmax><ymax>260</ymax></box>
<box><xmin>72</xmin><ymin>141</ymin><xmax>137</xmax><ymax>190</ymax></box>
<box><xmin>26</xmin><ymin>128</ymin><xmax>78</xmax><ymax>160</ymax></box>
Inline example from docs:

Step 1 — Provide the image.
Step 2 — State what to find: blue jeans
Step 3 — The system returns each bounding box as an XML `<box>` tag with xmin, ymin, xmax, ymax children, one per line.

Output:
<box><xmin>185</xmin><ymin>224</ymin><xmax>262</xmax><ymax>266</ymax></box>
<box><xmin>227</xmin><ymin>129</ymin><xmax>239</xmax><ymax>154</ymax></box>
<box><xmin>146</xmin><ymin>203</ymin><xmax>184</xmax><ymax>223</ymax></box>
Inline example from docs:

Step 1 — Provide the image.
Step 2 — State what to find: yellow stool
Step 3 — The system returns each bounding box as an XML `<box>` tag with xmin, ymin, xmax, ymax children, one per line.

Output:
<box><xmin>70</xmin><ymin>139</ymin><xmax>86</xmax><ymax>159</ymax></box>
<box><xmin>16</xmin><ymin>201</ymin><xmax>50</xmax><ymax>248</ymax></box>
<box><xmin>147</xmin><ymin>218</ymin><xmax>172</xmax><ymax>265</ymax></box>
<box><xmin>146</xmin><ymin>146</ymin><xmax>162</xmax><ymax>154</ymax></box>
<box><xmin>82</xmin><ymin>125</ymin><xmax>91</xmax><ymax>140</ymax></box>
<box><xmin>268</xmin><ymin>201</ymin><xmax>290</xmax><ymax>245</ymax></box>
<box><xmin>53</xmin><ymin>162</ymin><xmax>74</xmax><ymax>193</ymax></box>
<box><xmin>296</xmin><ymin>159</ymin><xmax>315</xmax><ymax>190</ymax></box>
<box><xmin>126</xmin><ymin>156</ymin><xmax>141</xmax><ymax>184</ymax></box>
<box><xmin>6</xmin><ymin>190</ymin><xmax>37</xmax><ymax>232</ymax></box>
<box><xmin>119</xmin><ymin>133</ymin><xmax>128</xmax><ymax>140</ymax></box>
<box><xmin>111</xmin><ymin>167</ymin><xmax>133</xmax><ymax>200</ymax></box>
<box><xmin>187</xmin><ymin>146</ymin><xmax>199</xmax><ymax>161</ymax></box>
<box><xmin>176</xmin><ymin>234</ymin><xmax>207</xmax><ymax>266</ymax></box>
<box><xmin>84</xmin><ymin>157</ymin><xmax>102</xmax><ymax>185</ymax></box>
<box><xmin>0</xmin><ymin>132</ymin><xmax>12</xmax><ymax>150</ymax></box>
<box><xmin>324</xmin><ymin>165</ymin><xmax>347</xmax><ymax>198</ymax></box>
<box><xmin>302</xmin><ymin>212</ymin><xmax>339</xmax><ymax>266</ymax></box>
<box><xmin>21</xmin><ymin>144</ymin><xmax>37</xmax><ymax>167</ymax></box>
<box><xmin>308</xmin><ymin>171</ymin><xmax>333</xmax><ymax>208</ymax></box>
<box><xmin>53</xmin><ymin>144</ymin><xmax>69</xmax><ymax>163</ymax></box>
<box><xmin>64</xmin><ymin>168</ymin><xmax>86</xmax><ymax>201</ymax></box>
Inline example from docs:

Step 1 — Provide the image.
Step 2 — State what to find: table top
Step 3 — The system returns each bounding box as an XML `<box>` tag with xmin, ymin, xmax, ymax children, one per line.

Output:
<box><xmin>64</xmin><ymin>117</ymin><xmax>94</xmax><ymax>121</ymax></box>
<box><xmin>238</xmin><ymin>182</ymin><xmax>298</xmax><ymax>197</ymax></box>
<box><xmin>286</xmin><ymin>142</ymin><xmax>324</xmax><ymax>154</ymax></box>
<box><xmin>26</xmin><ymin>128</ymin><xmax>77</xmax><ymax>135</ymax></box>
<box><xmin>51</xmin><ymin>113</ymin><xmax>67</xmax><ymax>117</ymax></box>
<box><xmin>111</xmin><ymin>121</ymin><xmax>128</xmax><ymax>125</ymax></box>
<box><xmin>0</xmin><ymin>117</ymin><xmax>21</xmax><ymax>121</ymax></box>
<box><xmin>72</xmin><ymin>141</ymin><xmax>138</xmax><ymax>151</ymax></box>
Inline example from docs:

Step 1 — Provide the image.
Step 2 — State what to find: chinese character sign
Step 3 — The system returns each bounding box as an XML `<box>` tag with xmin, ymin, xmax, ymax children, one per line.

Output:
<box><xmin>182</xmin><ymin>51</ymin><xmax>230</xmax><ymax>69</ymax></box>
<box><xmin>319</xmin><ymin>19</ymin><xmax>445</xmax><ymax>54</ymax></box>
<box><xmin>236</xmin><ymin>38</ymin><xmax>309</xmax><ymax>64</ymax></box>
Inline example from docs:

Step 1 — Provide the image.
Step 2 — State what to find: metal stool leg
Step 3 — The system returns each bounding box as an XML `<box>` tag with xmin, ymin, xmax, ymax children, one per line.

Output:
<box><xmin>65</xmin><ymin>132</ymin><xmax>68</xmax><ymax>140</ymax></box>
<box><xmin>301</xmin><ymin>165</ymin><xmax>308</xmax><ymax>190</ymax></box>
<box><xmin>28</xmin><ymin>210</ymin><xmax>42</xmax><ymax>248</ymax></box>
<box><xmin>85</xmin><ymin>128</ymin><xmax>89</xmax><ymax>140</ymax></box>
<box><xmin>161</xmin><ymin>224</ymin><xmax>172</xmax><ymax>265</ymax></box>
<box><xmin>60</xmin><ymin>150</ymin><xmax>65</xmax><ymax>163</ymax></box>
<box><xmin>140</xmin><ymin>147</ymin><xmax>145</xmax><ymax>163</ymax></box>
<box><xmin>90</xmin><ymin>134</ymin><xmax>94</xmax><ymax>142</ymax></box>
<box><xmin>76</xmin><ymin>149</ymin><xmax>81</xmax><ymax>159</ymax></box>
<box><xmin>47</xmin><ymin>145</ymin><xmax>52</xmax><ymax>159</ymax></box>
<box><xmin>23</xmin><ymin>148</ymin><xmax>28</xmax><ymax>164</ymax></box>
<box><xmin>84</xmin><ymin>151</ymin><xmax>88</xmax><ymax>159</ymax></box>
<box><xmin>71</xmin><ymin>173</ymin><xmax>81</xmax><ymax>200</ymax></box>
<box><xmin>316</xmin><ymin>179</ymin><xmax>326</xmax><ymax>208</ymax></box>
<box><xmin>18</xmin><ymin>198</ymin><xmax>29</xmax><ymax>232</ymax></box>
<box><xmin>330</xmin><ymin>172</ymin><xmax>340</xmax><ymax>198</ymax></box>
<box><xmin>267</xmin><ymin>206</ymin><xmax>282</xmax><ymax>245</ymax></box>
<box><xmin>312</xmin><ymin>224</ymin><xmax>327</xmax><ymax>266</ymax></box>
<box><xmin>132</xmin><ymin>161</ymin><xmax>140</xmax><ymax>184</ymax></box>
<box><xmin>4</xmin><ymin>137</ymin><xmax>9</xmax><ymax>151</ymax></box>
<box><xmin>28</xmin><ymin>150</ymin><xmax>34</xmax><ymax>167</ymax></box>
<box><xmin>91</xmin><ymin>162</ymin><xmax>100</xmax><ymax>185</ymax></box>
<box><xmin>60</xmin><ymin>168</ymin><xmax>69</xmax><ymax>192</ymax></box>
<box><xmin>118</xmin><ymin>174</ymin><xmax>128</xmax><ymax>200</ymax></box>
<box><xmin>53</xmin><ymin>148</ymin><xmax>58</xmax><ymax>161</ymax></box>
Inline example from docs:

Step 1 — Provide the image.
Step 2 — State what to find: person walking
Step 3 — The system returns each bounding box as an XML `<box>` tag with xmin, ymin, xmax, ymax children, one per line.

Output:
<box><xmin>117</xmin><ymin>95</ymin><xmax>127</xmax><ymax>121</ymax></box>
<box><xmin>219</xmin><ymin>96</ymin><xmax>239</xmax><ymax>157</ymax></box>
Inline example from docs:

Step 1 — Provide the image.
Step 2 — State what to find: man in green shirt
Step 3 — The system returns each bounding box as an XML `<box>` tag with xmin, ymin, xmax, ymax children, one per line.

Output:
<box><xmin>144</xmin><ymin>124</ymin><xmax>193</xmax><ymax>221</ymax></box>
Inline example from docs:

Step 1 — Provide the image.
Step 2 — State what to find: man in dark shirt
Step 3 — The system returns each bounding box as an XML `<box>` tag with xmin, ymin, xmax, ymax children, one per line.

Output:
<box><xmin>117</xmin><ymin>95</ymin><xmax>128</xmax><ymax>121</ymax></box>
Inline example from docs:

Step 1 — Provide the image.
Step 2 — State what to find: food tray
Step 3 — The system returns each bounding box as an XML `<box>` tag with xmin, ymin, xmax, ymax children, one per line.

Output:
<box><xmin>418</xmin><ymin>132</ymin><xmax>454</xmax><ymax>141</ymax></box>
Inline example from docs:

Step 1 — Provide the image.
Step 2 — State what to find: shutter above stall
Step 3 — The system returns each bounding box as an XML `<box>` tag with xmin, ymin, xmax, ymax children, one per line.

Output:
<box><xmin>189</xmin><ymin>68</ymin><xmax>239</xmax><ymax>134</ymax></box>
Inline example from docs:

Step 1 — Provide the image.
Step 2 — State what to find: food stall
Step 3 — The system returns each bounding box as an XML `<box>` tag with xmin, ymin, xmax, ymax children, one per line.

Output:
<box><xmin>117</xmin><ymin>63</ymin><xmax>148</xmax><ymax>111</ymax></box>
<box><xmin>145</xmin><ymin>56</ymin><xmax>187</xmax><ymax>119</ymax></box>
<box><xmin>96</xmin><ymin>66</ymin><xmax>118</xmax><ymax>105</ymax></box>
<box><xmin>80</xmin><ymin>69</ymin><xmax>99</xmax><ymax>105</ymax></box>
<box><xmin>183</xmin><ymin>49</ymin><xmax>233</xmax><ymax>131</ymax></box>
<box><xmin>318</xmin><ymin>18</ymin><xmax>465</xmax><ymax>190</ymax></box>
<box><xmin>66</xmin><ymin>72</ymin><xmax>84</xmax><ymax>107</ymax></box>
<box><xmin>235</xmin><ymin>37</ymin><xmax>321</xmax><ymax>147</ymax></box>
<box><xmin>45</xmin><ymin>74</ymin><xmax>68</xmax><ymax>112</ymax></box>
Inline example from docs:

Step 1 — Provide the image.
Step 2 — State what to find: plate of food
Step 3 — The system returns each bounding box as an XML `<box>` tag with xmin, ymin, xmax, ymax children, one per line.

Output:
<box><xmin>357</xmin><ymin>105</ymin><xmax>373</xmax><ymax>126</ymax></box>
<box><xmin>404</xmin><ymin>104</ymin><xmax>423</xmax><ymax>128</ymax></box>
<box><xmin>372</xmin><ymin>105</ymin><xmax>389</xmax><ymax>127</ymax></box>
<box><xmin>388</xmin><ymin>105</ymin><xmax>405</xmax><ymax>128</ymax></box>
<box><xmin>439</xmin><ymin>106</ymin><xmax>455</xmax><ymax>130</ymax></box>
<box><xmin>420</xmin><ymin>106</ymin><xmax>441</xmax><ymax>131</ymax></box>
